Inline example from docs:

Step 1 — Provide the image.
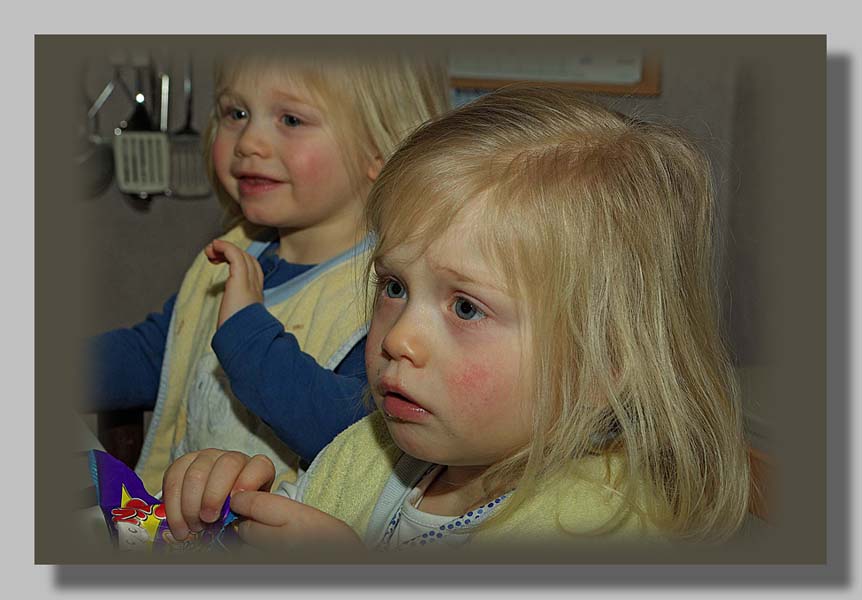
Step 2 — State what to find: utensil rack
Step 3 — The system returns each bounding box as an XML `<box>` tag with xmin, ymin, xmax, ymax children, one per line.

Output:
<box><xmin>80</xmin><ymin>54</ymin><xmax>211</xmax><ymax>200</ymax></box>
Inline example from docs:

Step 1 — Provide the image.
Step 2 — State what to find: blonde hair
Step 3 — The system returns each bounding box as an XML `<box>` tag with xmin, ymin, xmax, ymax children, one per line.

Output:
<box><xmin>365</xmin><ymin>84</ymin><xmax>750</xmax><ymax>543</ymax></box>
<box><xmin>203</xmin><ymin>51</ymin><xmax>451</xmax><ymax>229</ymax></box>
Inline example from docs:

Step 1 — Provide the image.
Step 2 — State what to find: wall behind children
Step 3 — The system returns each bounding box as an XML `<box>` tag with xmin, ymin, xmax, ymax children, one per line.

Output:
<box><xmin>79</xmin><ymin>47</ymin><xmax>224</xmax><ymax>336</ymax></box>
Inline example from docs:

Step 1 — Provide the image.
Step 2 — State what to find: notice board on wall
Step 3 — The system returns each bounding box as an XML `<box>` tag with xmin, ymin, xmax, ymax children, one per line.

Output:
<box><xmin>449</xmin><ymin>50</ymin><xmax>661</xmax><ymax>106</ymax></box>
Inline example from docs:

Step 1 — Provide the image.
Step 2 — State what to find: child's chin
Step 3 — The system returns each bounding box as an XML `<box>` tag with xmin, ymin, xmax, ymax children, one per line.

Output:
<box><xmin>384</xmin><ymin>423</ymin><xmax>444</xmax><ymax>465</ymax></box>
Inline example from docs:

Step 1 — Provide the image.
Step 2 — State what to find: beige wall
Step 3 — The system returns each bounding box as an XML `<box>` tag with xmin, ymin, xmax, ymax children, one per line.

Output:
<box><xmin>79</xmin><ymin>51</ymin><xmax>224</xmax><ymax>333</ymax></box>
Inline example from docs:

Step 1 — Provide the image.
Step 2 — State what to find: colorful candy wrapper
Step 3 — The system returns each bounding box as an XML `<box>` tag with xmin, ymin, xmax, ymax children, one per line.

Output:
<box><xmin>88</xmin><ymin>449</ymin><xmax>241</xmax><ymax>553</ymax></box>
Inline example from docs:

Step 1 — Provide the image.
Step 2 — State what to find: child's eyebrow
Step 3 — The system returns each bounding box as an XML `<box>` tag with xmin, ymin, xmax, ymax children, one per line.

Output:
<box><xmin>215</xmin><ymin>89</ymin><xmax>240</xmax><ymax>102</ymax></box>
<box><xmin>373</xmin><ymin>257</ymin><xmax>408</xmax><ymax>272</ymax></box>
<box><xmin>430</xmin><ymin>262</ymin><xmax>508</xmax><ymax>294</ymax></box>
<box><xmin>271</xmin><ymin>90</ymin><xmax>320</xmax><ymax>113</ymax></box>
<box><xmin>272</xmin><ymin>90</ymin><xmax>310</xmax><ymax>103</ymax></box>
<box><xmin>215</xmin><ymin>88</ymin><xmax>319</xmax><ymax>115</ymax></box>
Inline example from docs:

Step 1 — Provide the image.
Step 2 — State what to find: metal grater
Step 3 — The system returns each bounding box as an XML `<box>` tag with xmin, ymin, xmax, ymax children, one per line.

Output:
<box><xmin>113</xmin><ymin>131</ymin><xmax>171</xmax><ymax>196</ymax></box>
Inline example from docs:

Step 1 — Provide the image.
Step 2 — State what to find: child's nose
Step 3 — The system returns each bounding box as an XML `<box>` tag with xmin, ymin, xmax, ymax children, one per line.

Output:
<box><xmin>234</xmin><ymin>122</ymin><xmax>270</xmax><ymax>159</ymax></box>
<box><xmin>381</xmin><ymin>309</ymin><xmax>428</xmax><ymax>367</ymax></box>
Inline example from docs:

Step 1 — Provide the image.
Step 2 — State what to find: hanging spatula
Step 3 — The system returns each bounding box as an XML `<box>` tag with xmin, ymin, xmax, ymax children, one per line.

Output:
<box><xmin>170</xmin><ymin>55</ymin><xmax>211</xmax><ymax>198</ymax></box>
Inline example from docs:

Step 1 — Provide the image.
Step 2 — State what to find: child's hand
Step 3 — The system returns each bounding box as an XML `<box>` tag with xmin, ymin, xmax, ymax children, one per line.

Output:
<box><xmin>205</xmin><ymin>239</ymin><xmax>264</xmax><ymax>328</ymax></box>
<box><xmin>229</xmin><ymin>490</ymin><xmax>365</xmax><ymax>553</ymax></box>
<box><xmin>162</xmin><ymin>449</ymin><xmax>275</xmax><ymax>542</ymax></box>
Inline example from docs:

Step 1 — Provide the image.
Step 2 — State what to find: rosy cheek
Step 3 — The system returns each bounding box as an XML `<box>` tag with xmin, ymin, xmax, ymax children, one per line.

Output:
<box><xmin>446</xmin><ymin>362</ymin><xmax>498</xmax><ymax>412</ymax></box>
<box><xmin>292</xmin><ymin>150</ymin><xmax>331</xmax><ymax>186</ymax></box>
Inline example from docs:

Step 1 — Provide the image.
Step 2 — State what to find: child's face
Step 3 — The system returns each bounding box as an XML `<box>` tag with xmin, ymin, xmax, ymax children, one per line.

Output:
<box><xmin>365</xmin><ymin>207</ymin><xmax>532</xmax><ymax>469</ymax></box>
<box><xmin>211</xmin><ymin>67</ymin><xmax>373</xmax><ymax>252</ymax></box>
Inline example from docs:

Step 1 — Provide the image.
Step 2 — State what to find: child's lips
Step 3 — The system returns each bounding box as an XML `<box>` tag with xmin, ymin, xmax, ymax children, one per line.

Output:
<box><xmin>379</xmin><ymin>383</ymin><xmax>430</xmax><ymax>422</ymax></box>
<box><xmin>382</xmin><ymin>392</ymin><xmax>429</xmax><ymax>422</ymax></box>
<box><xmin>237</xmin><ymin>176</ymin><xmax>282</xmax><ymax>196</ymax></box>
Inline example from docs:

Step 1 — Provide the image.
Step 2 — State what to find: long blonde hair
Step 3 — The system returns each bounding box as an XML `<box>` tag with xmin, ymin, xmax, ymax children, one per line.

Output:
<box><xmin>203</xmin><ymin>51</ymin><xmax>451</xmax><ymax>229</ymax></box>
<box><xmin>365</xmin><ymin>84</ymin><xmax>750</xmax><ymax>542</ymax></box>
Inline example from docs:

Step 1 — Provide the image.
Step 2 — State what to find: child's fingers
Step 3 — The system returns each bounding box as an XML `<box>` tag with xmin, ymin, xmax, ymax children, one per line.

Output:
<box><xmin>231</xmin><ymin>492</ymin><xmax>308</xmax><ymax>552</ymax></box>
<box><xmin>245</xmin><ymin>249</ymin><xmax>265</xmax><ymax>290</ymax></box>
<box><xmin>228</xmin><ymin>490</ymin><xmax>295</xmax><ymax>527</ymax></box>
<box><xmin>204</xmin><ymin>242</ymin><xmax>222</xmax><ymax>264</ymax></box>
<box><xmin>231</xmin><ymin>491</ymin><xmax>363</xmax><ymax>551</ymax></box>
<box><xmin>228</xmin><ymin>242</ymin><xmax>264</xmax><ymax>290</ymax></box>
<box><xmin>236</xmin><ymin>519</ymin><xmax>296</xmax><ymax>552</ymax></box>
<box><xmin>216</xmin><ymin>240</ymin><xmax>263</xmax><ymax>290</ymax></box>
<box><xmin>212</xmin><ymin>239</ymin><xmax>264</xmax><ymax>328</ymax></box>
<box><xmin>176</xmin><ymin>449</ymin><xmax>232</xmax><ymax>534</ymax></box>
<box><xmin>196</xmin><ymin>451</ymin><xmax>256</xmax><ymax>524</ymax></box>
<box><xmin>212</xmin><ymin>239</ymin><xmax>245</xmax><ymax>266</ymax></box>
<box><xmin>232</xmin><ymin>454</ymin><xmax>276</xmax><ymax>494</ymax></box>
<box><xmin>161</xmin><ymin>452</ymin><xmax>199</xmax><ymax>541</ymax></box>
<box><xmin>162</xmin><ymin>451</ymin><xmax>265</xmax><ymax>542</ymax></box>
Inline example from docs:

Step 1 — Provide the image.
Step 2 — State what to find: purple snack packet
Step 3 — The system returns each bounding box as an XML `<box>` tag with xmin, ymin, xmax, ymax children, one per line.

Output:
<box><xmin>88</xmin><ymin>449</ymin><xmax>241</xmax><ymax>553</ymax></box>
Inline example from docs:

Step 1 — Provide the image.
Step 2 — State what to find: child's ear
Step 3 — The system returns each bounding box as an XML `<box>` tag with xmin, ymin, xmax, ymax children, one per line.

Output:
<box><xmin>366</xmin><ymin>155</ymin><xmax>384</xmax><ymax>183</ymax></box>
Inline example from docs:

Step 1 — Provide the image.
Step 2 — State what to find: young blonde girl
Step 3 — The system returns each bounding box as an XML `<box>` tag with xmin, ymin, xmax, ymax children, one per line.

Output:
<box><xmin>90</xmin><ymin>51</ymin><xmax>450</xmax><ymax>495</ymax></box>
<box><xmin>161</xmin><ymin>84</ymin><xmax>750</xmax><ymax>550</ymax></box>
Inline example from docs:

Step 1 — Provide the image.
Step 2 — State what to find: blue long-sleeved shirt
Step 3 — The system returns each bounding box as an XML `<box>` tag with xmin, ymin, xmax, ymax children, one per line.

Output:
<box><xmin>89</xmin><ymin>246</ymin><xmax>371</xmax><ymax>462</ymax></box>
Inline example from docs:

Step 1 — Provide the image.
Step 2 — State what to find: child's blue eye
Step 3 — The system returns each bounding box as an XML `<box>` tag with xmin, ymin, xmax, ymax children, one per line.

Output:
<box><xmin>384</xmin><ymin>279</ymin><xmax>406</xmax><ymax>299</ymax></box>
<box><xmin>282</xmin><ymin>114</ymin><xmax>302</xmax><ymax>127</ymax></box>
<box><xmin>453</xmin><ymin>298</ymin><xmax>484</xmax><ymax>321</ymax></box>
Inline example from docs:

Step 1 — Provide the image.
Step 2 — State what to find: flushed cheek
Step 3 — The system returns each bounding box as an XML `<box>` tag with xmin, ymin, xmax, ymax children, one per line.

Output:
<box><xmin>445</xmin><ymin>361</ymin><xmax>501</xmax><ymax>416</ymax></box>
<box><xmin>444</xmin><ymin>352</ymin><xmax>529</xmax><ymax>445</ymax></box>
<box><xmin>290</xmin><ymin>147</ymin><xmax>338</xmax><ymax>188</ymax></box>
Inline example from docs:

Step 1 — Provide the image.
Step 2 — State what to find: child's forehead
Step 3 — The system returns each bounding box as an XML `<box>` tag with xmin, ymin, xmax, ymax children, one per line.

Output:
<box><xmin>377</xmin><ymin>203</ymin><xmax>509</xmax><ymax>281</ymax></box>
<box><xmin>377</xmin><ymin>238</ymin><xmax>508</xmax><ymax>295</ymax></box>
<box><xmin>224</xmin><ymin>64</ymin><xmax>315</xmax><ymax>96</ymax></box>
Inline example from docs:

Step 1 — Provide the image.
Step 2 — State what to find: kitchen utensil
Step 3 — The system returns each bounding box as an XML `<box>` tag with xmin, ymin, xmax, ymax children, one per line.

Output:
<box><xmin>113</xmin><ymin>63</ymin><xmax>170</xmax><ymax>198</ymax></box>
<box><xmin>158</xmin><ymin>72</ymin><xmax>170</xmax><ymax>133</ymax></box>
<box><xmin>76</xmin><ymin>68</ymin><xmax>115</xmax><ymax>197</ymax></box>
<box><xmin>170</xmin><ymin>56</ymin><xmax>211</xmax><ymax>198</ymax></box>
